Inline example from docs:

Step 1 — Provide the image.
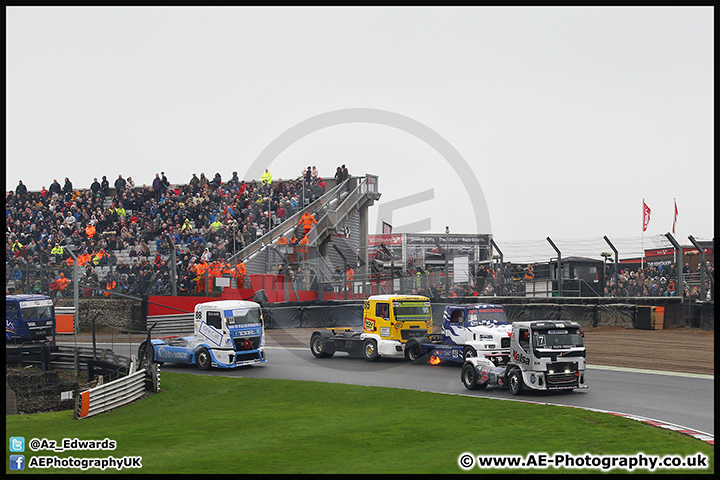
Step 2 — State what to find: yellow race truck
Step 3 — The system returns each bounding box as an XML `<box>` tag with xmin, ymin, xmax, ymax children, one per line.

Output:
<box><xmin>309</xmin><ymin>294</ymin><xmax>432</xmax><ymax>361</ymax></box>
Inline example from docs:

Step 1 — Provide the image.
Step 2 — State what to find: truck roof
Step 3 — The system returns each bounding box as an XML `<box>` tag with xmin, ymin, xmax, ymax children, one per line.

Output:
<box><xmin>367</xmin><ymin>294</ymin><xmax>430</xmax><ymax>302</ymax></box>
<box><xmin>445</xmin><ymin>304</ymin><xmax>505</xmax><ymax>311</ymax></box>
<box><xmin>6</xmin><ymin>294</ymin><xmax>53</xmax><ymax>303</ymax></box>
<box><xmin>194</xmin><ymin>300</ymin><xmax>261</xmax><ymax>310</ymax></box>
<box><xmin>514</xmin><ymin>320</ymin><xmax>581</xmax><ymax>328</ymax></box>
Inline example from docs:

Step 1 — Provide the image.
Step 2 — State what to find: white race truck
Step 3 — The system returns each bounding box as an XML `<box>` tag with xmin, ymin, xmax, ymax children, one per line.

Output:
<box><xmin>139</xmin><ymin>300</ymin><xmax>268</xmax><ymax>370</ymax></box>
<box><xmin>461</xmin><ymin>320</ymin><xmax>587</xmax><ymax>394</ymax></box>
<box><xmin>403</xmin><ymin>304</ymin><xmax>512</xmax><ymax>365</ymax></box>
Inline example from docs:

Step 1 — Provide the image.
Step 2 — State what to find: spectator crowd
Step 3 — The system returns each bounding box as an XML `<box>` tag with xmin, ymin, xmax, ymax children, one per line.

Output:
<box><xmin>7</xmin><ymin>161</ymin><xmax>711</xmax><ymax>302</ymax></box>
<box><xmin>7</xmin><ymin>164</ymin><xmax>349</xmax><ymax>297</ymax></box>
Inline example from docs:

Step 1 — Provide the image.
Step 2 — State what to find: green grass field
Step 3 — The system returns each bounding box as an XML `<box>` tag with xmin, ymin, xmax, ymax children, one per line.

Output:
<box><xmin>6</xmin><ymin>372</ymin><xmax>714</xmax><ymax>474</ymax></box>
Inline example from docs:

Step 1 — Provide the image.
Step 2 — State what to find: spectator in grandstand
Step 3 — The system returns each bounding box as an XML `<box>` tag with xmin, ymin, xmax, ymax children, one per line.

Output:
<box><xmin>62</xmin><ymin>177</ymin><xmax>73</xmax><ymax>199</ymax></box>
<box><xmin>261</xmin><ymin>168</ymin><xmax>272</xmax><ymax>185</ymax></box>
<box><xmin>152</xmin><ymin>173</ymin><xmax>163</xmax><ymax>200</ymax></box>
<box><xmin>161</xmin><ymin>172</ymin><xmax>170</xmax><ymax>196</ymax></box>
<box><xmin>114</xmin><ymin>174</ymin><xmax>127</xmax><ymax>192</ymax></box>
<box><xmin>90</xmin><ymin>178</ymin><xmax>101</xmax><ymax>196</ymax></box>
<box><xmin>229</xmin><ymin>171</ymin><xmax>239</xmax><ymax>187</ymax></box>
<box><xmin>101</xmin><ymin>176</ymin><xmax>110</xmax><ymax>196</ymax></box>
<box><xmin>49</xmin><ymin>179</ymin><xmax>62</xmax><ymax>197</ymax></box>
<box><xmin>207</xmin><ymin>173</ymin><xmax>220</xmax><ymax>190</ymax></box>
<box><xmin>15</xmin><ymin>180</ymin><xmax>28</xmax><ymax>197</ymax></box>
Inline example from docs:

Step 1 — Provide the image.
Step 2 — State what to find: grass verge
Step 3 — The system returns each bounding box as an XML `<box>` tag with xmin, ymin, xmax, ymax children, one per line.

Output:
<box><xmin>6</xmin><ymin>372</ymin><xmax>714</xmax><ymax>474</ymax></box>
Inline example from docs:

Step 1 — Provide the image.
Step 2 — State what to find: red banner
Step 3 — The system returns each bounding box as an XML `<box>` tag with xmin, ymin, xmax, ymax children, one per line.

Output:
<box><xmin>643</xmin><ymin>201</ymin><xmax>651</xmax><ymax>232</ymax></box>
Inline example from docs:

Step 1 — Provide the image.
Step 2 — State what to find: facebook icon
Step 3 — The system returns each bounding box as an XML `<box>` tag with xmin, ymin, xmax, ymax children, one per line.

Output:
<box><xmin>10</xmin><ymin>454</ymin><xmax>25</xmax><ymax>470</ymax></box>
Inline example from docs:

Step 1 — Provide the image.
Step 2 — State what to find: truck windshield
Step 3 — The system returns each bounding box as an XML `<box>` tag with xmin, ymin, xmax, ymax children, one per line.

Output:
<box><xmin>467</xmin><ymin>308</ymin><xmax>508</xmax><ymax>326</ymax></box>
<box><xmin>225</xmin><ymin>308</ymin><xmax>262</xmax><ymax>326</ymax></box>
<box><xmin>392</xmin><ymin>302</ymin><xmax>431</xmax><ymax>320</ymax></box>
<box><xmin>20</xmin><ymin>305</ymin><xmax>54</xmax><ymax>321</ymax></box>
<box><xmin>533</xmin><ymin>328</ymin><xmax>583</xmax><ymax>349</ymax></box>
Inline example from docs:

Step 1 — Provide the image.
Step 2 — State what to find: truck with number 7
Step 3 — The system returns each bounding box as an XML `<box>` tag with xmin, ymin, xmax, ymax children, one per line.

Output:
<box><xmin>139</xmin><ymin>300</ymin><xmax>267</xmax><ymax>369</ymax></box>
<box><xmin>461</xmin><ymin>320</ymin><xmax>588</xmax><ymax>394</ymax></box>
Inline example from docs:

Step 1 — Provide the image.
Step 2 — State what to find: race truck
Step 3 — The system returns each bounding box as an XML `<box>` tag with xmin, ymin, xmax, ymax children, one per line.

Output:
<box><xmin>403</xmin><ymin>304</ymin><xmax>512</xmax><ymax>365</ymax></box>
<box><xmin>6</xmin><ymin>294</ymin><xmax>55</xmax><ymax>344</ymax></box>
<box><xmin>461</xmin><ymin>320</ymin><xmax>588</xmax><ymax>394</ymax></box>
<box><xmin>310</xmin><ymin>294</ymin><xmax>432</xmax><ymax>361</ymax></box>
<box><xmin>138</xmin><ymin>300</ymin><xmax>267</xmax><ymax>370</ymax></box>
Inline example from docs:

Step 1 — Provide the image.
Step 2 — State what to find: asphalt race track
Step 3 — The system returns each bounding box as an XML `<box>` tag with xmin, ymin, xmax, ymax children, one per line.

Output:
<box><xmin>137</xmin><ymin>343</ymin><xmax>714</xmax><ymax>437</ymax></box>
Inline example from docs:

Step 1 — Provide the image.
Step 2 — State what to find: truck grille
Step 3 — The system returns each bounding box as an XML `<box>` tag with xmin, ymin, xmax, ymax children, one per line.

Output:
<box><xmin>234</xmin><ymin>336</ymin><xmax>261</xmax><ymax>351</ymax></box>
<box><xmin>235</xmin><ymin>351</ymin><xmax>262</xmax><ymax>363</ymax></box>
<box><xmin>401</xmin><ymin>329</ymin><xmax>428</xmax><ymax>340</ymax></box>
<box><xmin>546</xmin><ymin>362</ymin><xmax>580</xmax><ymax>389</ymax></box>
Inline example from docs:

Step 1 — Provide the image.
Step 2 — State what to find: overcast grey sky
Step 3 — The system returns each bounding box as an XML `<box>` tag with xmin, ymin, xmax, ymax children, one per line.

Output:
<box><xmin>6</xmin><ymin>7</ymin><xmax>714</xmax><ymax>261</ymax></box>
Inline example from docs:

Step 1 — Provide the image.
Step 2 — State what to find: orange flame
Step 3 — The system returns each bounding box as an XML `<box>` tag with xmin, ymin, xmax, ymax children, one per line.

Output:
<box><xmin>429</xmin><ymin>356</ymin><xmax>441</xmax><ymax>365</ymax></box>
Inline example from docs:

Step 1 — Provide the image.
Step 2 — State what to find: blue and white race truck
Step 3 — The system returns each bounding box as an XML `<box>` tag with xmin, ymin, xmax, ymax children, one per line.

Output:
<box><xmin>6</xmin><ymin>294</ymin><xmax>55</xmax><ymax>344</ymax></box>
<box><xmin>403</xmin><ymin>304</ymin><xmax>512</xmax><ymax>365</ymax></box>
<box><xmin>138</xmin><ymin>300</ymin><xmax>268</xmax><ymax>370</ymax></box>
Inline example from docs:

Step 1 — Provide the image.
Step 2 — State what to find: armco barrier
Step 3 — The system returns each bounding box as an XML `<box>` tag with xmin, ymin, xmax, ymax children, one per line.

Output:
<box><xmin>74</xmin><ymin>364</ymin><xmax>156</xmax><ymax>419</ymax></box>
<box><xmin>145</xmin><ymin>313</ymin><xmax>194</xmax><ymax>336</ymax></box>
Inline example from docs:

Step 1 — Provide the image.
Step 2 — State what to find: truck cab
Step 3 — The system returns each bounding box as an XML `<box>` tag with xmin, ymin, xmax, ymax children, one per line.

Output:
<box><xmin>403</xmin><ymin>304</ymin><xmax>511</xmax><ymax>365</ymax></box>
<box><xmin>6</xmin><ymin>294</ymin><xmax>55</xmax><ymax>344</ymax></box>
<box><xmin>440</xmin><ymin>304</ymin><xmax>512</xmax><ymax>361</ymax></box>
<box><xmin>141</xmin><ymin>300</ymin><xmax>267</xmax><ymax>369</ymax></box>
<box><xmin>310</xmin><ymin>294</ymin><xmax>432</xmax><ymax>361</ymax></box>
<box><xmin>462</xmin><ymin>320</ymin><xmax>588</xmax><ymax>394</ymax></box>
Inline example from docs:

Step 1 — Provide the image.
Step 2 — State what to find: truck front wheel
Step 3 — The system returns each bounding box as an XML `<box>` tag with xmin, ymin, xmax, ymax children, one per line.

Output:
<box><xmin>462</xmin><ymin>362</ymin><xmax>483</xmax><ymax>390</ymax></box>
<box><xmin>463</xmin><ymin>346</ymin><xmax>477</xmax><ymax>359</ymax></box>
<box><xmin>507</xmin><ymin>368</ymin><xmax>523</xmax><ymax>395</ymax></box>
<box><xmin>196</xmin><ymin>347</ymin><xmax>211</xmax><ymax>370</ymax></box>
<box><xmin>363</xmin><ymin>339</ymin><xmax>379</xmax><ymax>362</ymax></box>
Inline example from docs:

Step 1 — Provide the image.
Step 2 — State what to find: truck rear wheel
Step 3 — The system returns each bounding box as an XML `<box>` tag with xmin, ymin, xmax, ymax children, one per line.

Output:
<box><xmin>507</xmin><ymin>367</ymin><xmax>523</xmax><ymax>395</ymax></box>
<box><xmin>138</xmin><ymin>342</ymin><xmax>162</xmax><ymax>366</ymax></box>
<box><xmin>310</xmin><ymin>333</ymin><xmax>334</xmax><ymax>358</ymax></box>
<box><xmin>138</xmin><ymin>342</ymin><xmax>151</xmax><ymax>362</ymax></box>
<box><xmin>363</xmin><ymin>339</ymin><xmax>379</xmax><ymax>362</ymax></box>
<box><xmin>196</xmin><ymin>347</ymin><xmax>211</xmax><ymax>370</ymax></box>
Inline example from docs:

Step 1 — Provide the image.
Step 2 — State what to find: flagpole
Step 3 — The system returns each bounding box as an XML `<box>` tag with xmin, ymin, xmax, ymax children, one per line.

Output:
<box><xmin>641</xmin><ymin>198</ymin><xmax>644</xmax><ymax>270</ymax></box>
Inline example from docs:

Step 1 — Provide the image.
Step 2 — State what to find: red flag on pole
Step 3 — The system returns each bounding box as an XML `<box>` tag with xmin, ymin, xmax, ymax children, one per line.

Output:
<box><xmin>672</xmin><ymin>199</ymin><xmax>678</xmax><ymax>234</ymax></box>
<box><xmin>382</xmin><ymin>221</ymin><xmax>392</xmax><ymax>234</ymax></box>
<box><xmin>643</xmin><ymin>201</ymin><xmax>651</xmax><ymax>232</ymax></box>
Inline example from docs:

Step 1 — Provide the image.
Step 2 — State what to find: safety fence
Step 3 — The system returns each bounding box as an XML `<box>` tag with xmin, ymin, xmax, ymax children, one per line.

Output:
<box><xmin>6</xmin><ymin>343</ymin><xmax>161</xmax><ymax>418</ymax></box>
<box><xmin>75</xmin><ymin>362</ymin><xmax>160</xmax><ymax>419</ymax></box>
<box><xmin>145</xmin><ymin>313</ymin><xmax>194</xmax><ymax>336</ymax></box>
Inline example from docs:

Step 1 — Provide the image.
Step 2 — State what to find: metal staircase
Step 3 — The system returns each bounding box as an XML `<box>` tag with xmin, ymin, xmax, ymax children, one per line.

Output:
<box><xmin>231</xmin><ymin>174</ymin><xmax>380</xmax><ymax>287</ymax></box>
